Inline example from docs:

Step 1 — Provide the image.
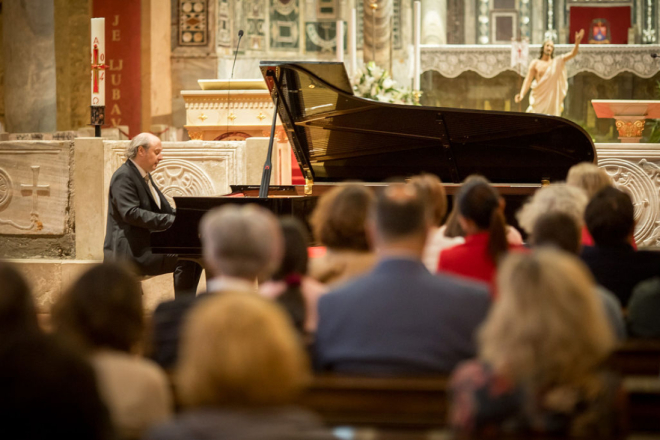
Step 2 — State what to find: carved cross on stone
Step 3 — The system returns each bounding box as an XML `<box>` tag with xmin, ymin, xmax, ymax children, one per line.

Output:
<box><xmin>21</xmin><ymin>166</ymin><xmax>50</xmax><ymax>215</ymax></box>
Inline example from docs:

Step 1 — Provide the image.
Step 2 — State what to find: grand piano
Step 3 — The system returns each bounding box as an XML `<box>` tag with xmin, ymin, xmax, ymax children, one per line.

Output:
<box><xmin>152</xmin><ymin>61</ymin><xmax>595</xmax><ymax>256</ymax></box>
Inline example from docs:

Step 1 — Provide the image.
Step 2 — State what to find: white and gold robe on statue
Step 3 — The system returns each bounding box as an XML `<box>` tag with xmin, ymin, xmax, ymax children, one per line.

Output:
<box><xmin>527</xmin><ymin>55</ymin><xmax>568</xmax><ymax>117</ymax></box>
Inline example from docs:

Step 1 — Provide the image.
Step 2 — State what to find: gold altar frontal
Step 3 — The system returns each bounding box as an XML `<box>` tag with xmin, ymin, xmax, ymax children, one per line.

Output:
<box><xmin>182</xmin><ymin>79</ymin><xmax>292</xmax><ymax>184</ymax></box>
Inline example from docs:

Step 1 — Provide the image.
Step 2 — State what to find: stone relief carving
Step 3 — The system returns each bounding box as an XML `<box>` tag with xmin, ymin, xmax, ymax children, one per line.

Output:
<box><xmin>152</xmin><ymin>159</ymin><xmax>215</xmax><ymax>208</ymax></box>
<box><xmin>0</xmin><ymin>167</ymin><xmax>13</xmax><ymax>211</ymax></box>
<box><xmin>0</xmin><ymin>166</ymin><xmax>51</xmax><ymax>231</ymax></box>
<box><xmin>599</xmin><ymin>158</ymin><xmax>660</xmax><ymax>246</ymax></box>
<box><xmin>421</xmin><ymin>45</ymin><xmax>660</xmax><ymax>79</ymax></box>
<box><xmin>0</xmin><ymin>143</ymin><xmax>68</xmax><ymax>236</ymax></box>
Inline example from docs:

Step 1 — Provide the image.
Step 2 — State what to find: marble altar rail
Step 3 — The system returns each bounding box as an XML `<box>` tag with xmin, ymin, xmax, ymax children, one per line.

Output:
<box><xmin>421</xmin><ymin>44</ymin><xmax>660</xmax><ymax>79</ymax></box>
<box><xmin>597</xmin><ymin>143</ymin><xmax>660</xmax><ymax>247</ymax></box>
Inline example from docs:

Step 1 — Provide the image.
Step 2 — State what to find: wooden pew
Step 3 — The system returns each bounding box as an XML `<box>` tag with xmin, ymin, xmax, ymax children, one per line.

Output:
<box><xmin>300</xmin><ymin>375</ymin><xmax>660</xmax><ymax>433</ymax></box>
<box><xmin>610</xmin><ymin>339</ymin><xmax>660</xmax><ymax>376</ymax></box>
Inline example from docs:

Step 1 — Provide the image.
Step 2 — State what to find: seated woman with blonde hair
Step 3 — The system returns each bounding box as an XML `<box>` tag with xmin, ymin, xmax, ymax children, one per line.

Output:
<box><xmin>146</xmin><ymin>293</ymin><xmax>333</xmax><ymax>440</ymax></box>
<box><xmin>309</xmin><ymin>184</ymin><xmax>376</xmax><ymax>286</ymax></box>
<box><xmin>449</xmin><ymin>249</ymin><xmax>625</xmax><ymax>438</ymax></box>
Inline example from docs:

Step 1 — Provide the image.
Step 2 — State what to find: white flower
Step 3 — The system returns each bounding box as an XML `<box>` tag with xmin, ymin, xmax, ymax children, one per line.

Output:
<box><xmin>371</xmin><ymin>65</ymin><xmax>384</xmax><ymax>81</ymax></box>
<box><xmin>382</xmin><ymin>78</ymin><xmax>394</xmax><ymax>90</ymax></box>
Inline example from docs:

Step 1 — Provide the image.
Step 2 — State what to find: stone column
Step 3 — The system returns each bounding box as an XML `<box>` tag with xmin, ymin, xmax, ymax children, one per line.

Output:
<box><xmin>531</xmin><ymin>0</ymin><xmax>544</xmax><ymax>44</ymax></box>
<box><xmin>421</xmin><ymin>0</ymin><xmax>446</xmax><ymax>45</ymax></box>
<box><xmin>54</xmin><ymin>0</ymin><xmax>91</xmax><ymax>132</ymax></box>
<box><xmin>363</xmin><ymin>0</ymin><xmax>393</xmax><ymax>66</ymax></box>
<box><xmin>464</xmin><ymin>0</ymin><xmax>475</xmax><ymax>44</ymax></box>
<box><xmin>3</xmin><ymin>0</ymin><xmax>57</xmax><ymax>133</ymax></box>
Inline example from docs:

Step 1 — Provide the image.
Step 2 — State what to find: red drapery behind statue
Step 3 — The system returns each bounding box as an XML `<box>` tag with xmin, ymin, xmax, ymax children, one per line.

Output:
<box><xmin>569</xmin><ymin>6</ymin><xmax>631</xmax><ymax>44</ymax></box>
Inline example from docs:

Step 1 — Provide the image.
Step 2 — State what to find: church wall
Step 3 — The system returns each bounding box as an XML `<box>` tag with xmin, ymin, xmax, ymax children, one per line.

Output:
<box><xmin>147</xmin><ymin>0</ymin><xmax>173</xmax><ymax>127</ymax></box>
<box><xmin>2</xmin><ymin>0</ymin><xmax>57</xmax><ymax>133</ymax></box>
<box><xmin>54</xmin><ymin>0</ymin><xmax>92</xmax><ymax>132</ymax></box>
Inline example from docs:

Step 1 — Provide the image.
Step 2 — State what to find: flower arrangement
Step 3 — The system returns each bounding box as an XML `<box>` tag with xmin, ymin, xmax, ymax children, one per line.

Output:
<box><xmin>351</xmin><ymin>61</ymin><xmax>419</xmax><ymax>105</ymax></box>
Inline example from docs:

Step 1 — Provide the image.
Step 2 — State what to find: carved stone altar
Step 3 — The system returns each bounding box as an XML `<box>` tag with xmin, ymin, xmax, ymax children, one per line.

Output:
<box><xmin>596</xmin><ymin>143</ymin><xmax>660</xmax><ymax>247</ymax></box>
<box><xmin>592</xmin><ymin>100</ymin><xmax>660</xmax><ymax>143</ymax></box>
<box><xmin>182</xmin><ymin>79</ymin><xmax>292</xmax><ymax>184</ymax></box>
<box><xmin>0</xmin><ymin>142</ymin><xmax>71</xmax><ymax>236</ymax></box>
<box><xmin>6</xmin><ymin>137</ymin><xmax>285</xmax><ymax>313</ymax></box>
<box><xmin>421</xmin><ymin>44</ymin><xmax>660</xmax><ymax>79</ymax></box>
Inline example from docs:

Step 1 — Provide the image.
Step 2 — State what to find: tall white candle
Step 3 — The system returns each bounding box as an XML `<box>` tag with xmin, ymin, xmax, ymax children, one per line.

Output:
<box><xmin>349</xmin><ymin>9</ymin><xmax>357</xmax><ymax>75</ymax></box>
<box><xmin>413</xmin><ymin>1</ymin><xmax>421</xmax><ymax>91</ymax></box>
<box><xmin>336</xmin><ymin>20</ymin><xmax>344</xmax><ymax>63</ymax></box>
<box><xmin>91</xmin><ymin>18</ymin><xmax>106</xmax><ymax>106</ymax></box>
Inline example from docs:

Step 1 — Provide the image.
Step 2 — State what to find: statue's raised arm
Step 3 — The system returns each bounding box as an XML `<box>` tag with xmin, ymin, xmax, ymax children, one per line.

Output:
<box><xmin>563</xmin><ymin>29</ymin><xmax>584</xmax><ymax>62</ymax></box>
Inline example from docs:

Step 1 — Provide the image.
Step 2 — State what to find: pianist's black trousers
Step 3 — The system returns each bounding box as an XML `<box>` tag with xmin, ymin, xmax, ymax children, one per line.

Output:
<box><xmin>173</xmin><ymin>260</ymin><xmax>203</xmax><ymax>298</ymax></box>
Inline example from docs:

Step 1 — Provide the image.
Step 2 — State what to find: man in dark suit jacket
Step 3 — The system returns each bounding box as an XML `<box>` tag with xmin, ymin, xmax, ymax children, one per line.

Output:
<box><xmin>103</xmin><ymin>133</ymin><xmax>201</xmax><ymax>297</ymax></box>
<box><xmin>314</xmin><ymin>183</ymin><xmax>491</xmax><ymax>375</ymax></box>
<box><xmin>581</xmin><ymin>186</ymin><xmax>660</xmax><ymax>307</ymax></box>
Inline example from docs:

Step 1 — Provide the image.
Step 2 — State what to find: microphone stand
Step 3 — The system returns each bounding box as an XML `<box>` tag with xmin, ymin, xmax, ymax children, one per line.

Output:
<box><xmin>259</xmin><ymin>71</ymin><xmax>280</xmax><ymax>198</ymax></box>
<box><xmin>226</xmin><ymin>30</ymin><xmax>243</xmax><ymax>136</ymax></box>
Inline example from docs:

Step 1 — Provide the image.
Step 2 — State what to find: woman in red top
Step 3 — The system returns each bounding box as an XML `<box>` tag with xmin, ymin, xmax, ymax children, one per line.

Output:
<box><xmin>437</xmin><ymin>178</ymin><xmax>511</xmax><ymax>290</ymax></box>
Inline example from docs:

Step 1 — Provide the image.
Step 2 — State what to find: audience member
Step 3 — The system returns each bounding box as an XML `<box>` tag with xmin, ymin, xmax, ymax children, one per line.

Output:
<box><xmin>150</xmin><ymin>204</ymin><xmax>283</xmax><ymax>370</ymax></box>
<box><xmin>566</xmin><ymin>162</ymin><xmax>637</xmax><ymax>249</ymax></box>
<box><xmin>627</xmin><ymin>277</ymin><xmax>660</xmax><ymax>338</ymax></box>
<box><xmin>517</xmin><ymin>183</ymin><xmax>588</xmax><ymax>235</ymax></box>
<box><xmin>409</xmin><ymin>173</ymin><xmax>455</xmax><ymax>271</ymax></box>
<box><xmin>309</xmin><ymin>184</ymin><xmax>376</xmax><ymax>285</ymax></box>
<box><xmin>581</xmin><ymin>186</ymin><xmax>660</xmax><ymax>307</ymax></box>
<box><xmin>450</xmin><ymin>249</ymin><xmax>625</xmax><ymax>438</ymax></box>
<box><xmin>567</xmin><ymin>162</ymin><xmax>613</xmax><ymax>199</ymax></box>
<box><xmin>438</xmin><ymin>177</ymin><xmax>518</xmax><ymax>289</ymax></box>
<box><xmin>52</xmin><ymin>263</ymin><xmax>172</xmax><ymax>440</ymax></box>
<box><xmin>314</xmin><ymin>183</ymin><xmax>490</xmax><ymax>375</ymax></box>
<box><xmin>531</xmin><ymin>212</ymin><xmax>626</xmax><ymax>339</ymax></box>
<box><xmin>0</xmin><ymin>262</ymin><xmax>40</xmax><ymax>338</ymax></box>
<box><xmin>0</xmin><ymin>263</ymin><xmax>114</xmax><ymax>440</ymax></box>
<box><xmin>146</xmin><ymin>293</ymin><xmax>333</xmax><ymax>440</ymax></box>
<box><xmin>436</xmin><ymin>177</ymin><xmax>522</xmax><ymax>261</ymax></box>
<box><xmin>260</xmin><ymin>217</ymin><xmax>327</xmax><ymax>335</ymax></box>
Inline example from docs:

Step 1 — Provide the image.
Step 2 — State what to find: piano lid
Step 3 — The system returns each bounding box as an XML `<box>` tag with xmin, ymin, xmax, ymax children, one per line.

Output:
<box><xmin>259</xmin><ymin>61</ymin><xmax>596</xmax><ymax>184</ymax></box>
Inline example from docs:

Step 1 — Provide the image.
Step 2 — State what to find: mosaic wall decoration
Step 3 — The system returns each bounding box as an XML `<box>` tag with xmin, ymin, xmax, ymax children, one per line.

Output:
<box><xmin>270</xmin><ymin>0</ymin><xmax>300</xmax><ymax>50</ymax></box>
<box><xmin>247</xmin><ymin>0</ymin><xmax>267</xmax><ymax>50</ymax></box>
<box><xmin>392</xmin><ymin>0</ymin><xmax>401</xmax><ymax>49</ymax></box>
<box><xmin>218</xmin><ymin>0</ymin><xmax>231</xmax><ymax>46</ymax></box>
<box><xmin>306</xmin><ymin>20</ymin><xmax>346</xmax><ymax>52</ymax></box>
<box><xmin>316</xmin><ymin>0</ymin><xmax>338</xmax><ymax>19</ymax></box>
<box><xmin>179</xmin><ymin>0</ymin><xmax>208</xmax><ymax>45</ymax></box>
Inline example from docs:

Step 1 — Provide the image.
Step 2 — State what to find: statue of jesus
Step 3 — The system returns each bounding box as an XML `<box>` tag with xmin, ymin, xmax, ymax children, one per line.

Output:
<box><xmin>514</xmin><ymin>29</ymin><xmax>584</xmax><ymax>117</ymax></box>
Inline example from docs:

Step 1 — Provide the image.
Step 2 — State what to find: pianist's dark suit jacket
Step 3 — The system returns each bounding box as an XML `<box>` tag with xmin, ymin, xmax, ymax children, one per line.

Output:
<box><xmin>103</xmin><ymin>160</ymin><xmax>178</xmax><ymax>276</ymax></box>
<box><xmin>314</xmin><ymin>258</ymin><xmax>491</xmax><ymax>375</ymax></box>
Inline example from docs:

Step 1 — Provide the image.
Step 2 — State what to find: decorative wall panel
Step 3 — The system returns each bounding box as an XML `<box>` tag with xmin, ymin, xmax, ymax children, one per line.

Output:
<box><xmin>217</xmin><ymin>0</ymin><xmax>232</xmax><ymax>46</ymax></box>
<box><xmin>247</xmin><ymin>0</ymin><xmax>267</xmax><ymax>50</ymax></box>
<box><xmin>270</xmin><ymin>0</ymin><xmax>300</xmax><ymax>50</ymax></box>
<box><xmin>179</xmin><ymin>0</ymin><xmax>209</xmax><ymax>45</ymax></box>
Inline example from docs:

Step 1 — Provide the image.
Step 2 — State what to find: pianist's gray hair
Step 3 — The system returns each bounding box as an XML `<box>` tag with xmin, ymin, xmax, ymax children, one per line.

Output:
<box><xmin>516</xmin><ymin>184</ymin><xmax>589</xmax><ymax>234</ymax></box>
<box><xmin>126</xmin><ymin>133</ymin><xmax>158</xmax><ymax>159</ymax></box>
<box><xmin>200</xmin><ymin>205</ymin><xmax>284</xmax><ymax>282</ymax></box>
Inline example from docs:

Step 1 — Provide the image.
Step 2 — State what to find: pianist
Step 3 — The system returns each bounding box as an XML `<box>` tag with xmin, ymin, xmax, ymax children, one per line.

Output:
<box><xmin>103</xmin><ymin>133</ymin><xmax>202</xmax><ymax>298</ymax></box>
